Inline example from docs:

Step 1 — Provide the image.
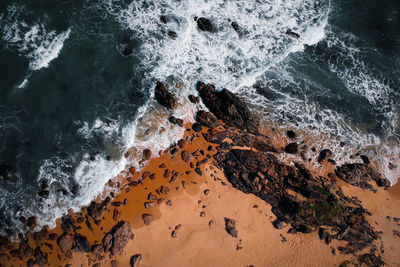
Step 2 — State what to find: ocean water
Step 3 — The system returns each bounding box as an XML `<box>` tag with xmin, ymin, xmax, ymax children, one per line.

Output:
<box><xmin>0</xmin><ymin>0</ymin><xmax>399</xmax><ymax>236</ymax></box>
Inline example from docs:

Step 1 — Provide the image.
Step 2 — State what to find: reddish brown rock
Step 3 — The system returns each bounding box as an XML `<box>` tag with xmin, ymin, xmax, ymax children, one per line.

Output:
<box><xmin>57</xmin><ymin>233</ymin><xmax>74</xmax><ymax>252</ymax></box>
<box><xmin>155</xmin><ymin>81</ymin><xmax>177</xmax><ymax>109</ymax></box>
<box><xmin>102</xmin><ymin>221</ymin><xmax>133</xmax><ymax>256</ymax></box>
<box><xmin>181</xmin><ymin>150</ymin><xmax>192</xmax><ymax>163</ymax></box>
<box><xmin>142</xmin><ymin>149</ymin><xmax>152</xmax><ymax>161</ymax></box>
<box><xmin>142</xmin><ymin>214</ymin><xmax>154</xmax><ymax>226</ymax></box>
<box><xmin>130</xmin><ymin>254</ymin><xmax>142</xmax><ymax>267</ymax></box>
<box><xmin>224</xmin><ymin>218</ymin><xmax>238</xmax><ymax>238</ymax></box>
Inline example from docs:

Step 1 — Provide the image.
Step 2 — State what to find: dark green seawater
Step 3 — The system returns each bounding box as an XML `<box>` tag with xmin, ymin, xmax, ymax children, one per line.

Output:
<box><xmin>0</xmin><ymin>0</ymin><xmax>399</xmax><ymax>235</ymax></box>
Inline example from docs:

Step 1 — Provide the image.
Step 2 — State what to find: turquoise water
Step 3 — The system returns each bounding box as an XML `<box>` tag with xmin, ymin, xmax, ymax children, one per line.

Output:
<box><xmin>0</xmin><ymin>0</ymin><xmax>399</xmax><ymax>235</ymax></box>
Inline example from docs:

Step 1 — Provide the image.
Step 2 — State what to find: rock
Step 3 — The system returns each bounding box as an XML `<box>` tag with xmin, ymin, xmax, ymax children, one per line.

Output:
<box><xmin>195</xmin><ymin>168</ymin><xmax>202</xmax><ymax>176</ymax></box>
<box><xmin>91</xmin><ymin>244</ymin><xmax>103</xmax><ymax>255</ymax></box>
<box><xmin>231</xmin><ymin>21</ymin><xmax>240</xmax><ymax>33</ymax></box>
<box><xmin>188</xmin><ymin>95</ymin><xmax>200</xmax><ymax>104</ymax></box>
<box><xmin>130</xmin><ymin>254</ymin><xmax>142</xmax><ymax>267</ymax></box>
<box><xmin>92</xmin><ymin>263</ymin><xmax>100</xmax><ymax>267</ymax></box>
<box><xmin>57</xmin><ymin>233</ymin><xmax>74</xmax><ymax>252</ymax></box>
<box><xmin>360</xmin><ymin>155</ymin><xmax>370</xmax><ymax>164</ymax></box>
<box><xmin>144</xmin><ymin>202</ymin><xmax>154</xmax><ymax>209</ymax></box>
<box><xmin>111</xmin><ymin>260</ymin><xmax>119</xmax><ymax>267</ymax></box>
<box><xmin>287</xmin><ymin>130</ymin><xmax>297</xmax><ymax>139</ymax></box>
<box><xmin>113</xmin><ymin>208</ymin><xmax>121</xmax><ymax>221</ymax></box>
<box><xmin>87</xmin><ymin>201</ymin><xmax>105</xmax><ymax>221</ymax></box>
<box><xmin>171</xmin><ymin>230</ymin><xmax>177</xmax><ymax>238</ymax></box>
<box><xmin>196</xmin><ymin>110</ymin><xmax>219</xmax><ymax>128</ymax></box>
<box><xmin>166</xmin><ymin>200</ymin><xmax>172</xmax><ymax>206</ymax></box>
<box><xmin>318</xmin><ymin>149</ymin><xmax>332</xmax><ymax>162</ymax></box>
<box><xmin>169</xmin><ymin>116</ymin><xmax>183</xmax><ymax>127</ymax></box>
<box><xmin>147</xmin><ymin>192</ymin><xmax>157</xmax><ymax>200</ymax></box>
<box><xmin>204</xmin><ymin>189</ymin><xmax>210</xmax><ymax>195</ymax></box>
<box><xmin>167</xmin><ymin>31</ymin><xmax>177</xmax><ymax>39</ymax></box>
<box><xmin>142</xmin><ymin>149</ymin><xmax>152</xmax><ymax>161</ymax></box>
<box><xmin>75</xmin><ymin>233</ymin><xmax>91</xmax><ymax>253</ymax></box>
<box><xmin>192</xmin><ymin>123</ymin><xmax>203</xmax><ymax>132</ymax></box>
<box><xmin>156</xmin><ymin>185</ymin><xmax>170</xmax><ymax>195</ymax></box>
<box><xmin>335</xmin><ymin>163</ymin><xmax>390</xmax><ymax>190</ymax></box>
<box><xmin>180</xmin><ymin>151</ymin><xmax>192</xmax><ymax>163</ymax></box>
<box><xmin>196</xmin><ymin>82</ymin><xmax>258</xmax><ymax>134</ymax></box>
<box><xmin>208</xmin><ymin>220</ymin><xmax>214</xmax><ymax>228</ymax></box>
<box><xmin>0</xmin><ymin>164</ymin><xmax>13</xmax><ymax>180</ymax></box>
<box><xmin>196</xmin><ymin>17</ymin><xmax>213</xmax><ymax>32</ymax></box>
<box><xmin>102</xmin><ymin>221</ymin><xmax>133</xmax><ymax>256</ymax></box>
<box><xmin>285</xmin><ymin>143</ymin><xmax>298</xmax><ymax>154</ymax></box>
<box><xmin>224</xmin><ymin>218</ymin><xmax>238</xmax><ymax>238</ymax></box>
<box><xmin>27</xmin><ymin>216</ymin><xmax>38</xmax><ymax>228</ymax></box>
<box><xmin>286</xmin><ymin>29</ymin><xmax>300</xmax><ymax>39</ymax></box>
<box><xmin>273</xmin><ymin>220</ymin><xmax>284</xmax><ymax>230</ymax></box>
<box><xmin>142</xmin><ymin>214</ymin><xmax>154</xmax><ymax>226</ymax></box>
<box><xmin>155</xmin><ymin>81</ymin><xmax>177</xmax><ymax>109</ymax></box>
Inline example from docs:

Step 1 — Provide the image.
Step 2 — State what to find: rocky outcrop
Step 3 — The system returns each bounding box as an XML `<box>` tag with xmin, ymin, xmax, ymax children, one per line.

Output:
<box><xmin>57</xmin><ymin>234</ymin><xmax>74</xmax><ymax>253</ymax></box>
<box><xmin>102</xmin><ymin>221</ymin><xmax>133</xmax><ymax>256</ymax></box>
<box><xmin>196</xmin><ymin>110</ymin><xmax>219</xmax><ymax>129</ymax></box>
<box><xmin>196</xmin><ymin>82</ymin><xmax>259</xmax><ymax>134</ymax></box>
<box><xmin>335</xmin><ymin>163</ymin><xmax>390</xmax><ymax>191</ymax></box>
<box><xmin>155</xmin><ymin>81</ymin><xmax>177</xmax><ymax>109</ymax></box>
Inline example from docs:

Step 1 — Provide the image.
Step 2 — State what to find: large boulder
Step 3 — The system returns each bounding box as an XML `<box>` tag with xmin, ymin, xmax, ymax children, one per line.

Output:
<box><xmin>196</xmin><ymin>110</ymin><xmax>219</xmax><ymax>128</ymax></box>
<box><xmin>196</xmin><ymin>17</ymin><xmax>213</xmax><ymax>32</ymax></box>
<box><xmin>155</xmin><ymin>81</ymin><xmax>177</xmax><ymax>109</ymax></box>
<box><xmin>196</xmin><ymin>82</ymin><xmax>259</xmax><ymax>134</ymax></box>
<box><xmin>102</xmin><ymin>221</ymin><xmax>133</xmax><ymax>256</ymax></box>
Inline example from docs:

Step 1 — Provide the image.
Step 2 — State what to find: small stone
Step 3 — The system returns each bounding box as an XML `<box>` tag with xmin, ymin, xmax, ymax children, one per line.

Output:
<box><xmin>130</xmin><ymin>254</ymin><xmax>142</xmax><ymax>267</ymax></box>
<box><xmin>203</xmin><ymin>189</ymin><xmax>210</xmax><ymax>195</ymax></box>
<box><xmin>142</xmin><ymin>214</ymin><xmax>154</xmax><ymax>225</ymax></box>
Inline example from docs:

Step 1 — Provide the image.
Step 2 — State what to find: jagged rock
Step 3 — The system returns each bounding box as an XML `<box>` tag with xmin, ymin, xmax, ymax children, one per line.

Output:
<box><xmin>196</xmin><ymin>17</ymin><xmax>213</xmax><ymax>32</ymax></box>
<box><xmin>196</xmin><ymin>82</ymin><xmax>259</xmax><ymax>134</ymax></box>
<box><xmin>130</xmin><ymin>254</ymin><xmax>142</xmax><ymax>267</ymax></box>
<box><xmin>155</xmin><ymin>81</ymin><xmax>177</xmax><ymax>109</ymax></box>
<box><xmin>335</xmin><ymin>163</ymin><xmax>390</xmax><ymax>190</ymax></box>
<box><xmin>87</xmin><ymin>201</ymin><xmax>105</xmax><ymax>221</ymax></box>
<box><xmin>91</xmin><ymin>244</ymin><xmax>103</xmax><ymax>255</ymax></box>
<box><xmin>27</xmin><ymin>216</ymin><xmax>38</xmax><ymax>228</ymax></box>
<box><xmin>224</xmin><ymin>218</ymin><xmax>238</xmax><ymax>238</ymax></box>
<box><xmin>57</xmin><ymin>233</ymin><xmax>74</xmax><ymax>252</ymax></box>
<box><xmin>102</xmin><ymin>221</ymin><xmax>133</xmax><ymax>256</ymax></box>
<box><xmin>142</xmin><ymin>214</ymin><xmax>154</xmax><ymax>226</ymax></box>
<box><xmin>196</xmin><ymin>110</ymin><xmax>219</xmax><ymax>128</ymax></box>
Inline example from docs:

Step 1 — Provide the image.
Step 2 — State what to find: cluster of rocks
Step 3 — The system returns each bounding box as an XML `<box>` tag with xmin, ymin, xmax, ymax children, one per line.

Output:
<box><xmin>192</xmin><ymin>82</ymin><xmax>389</xmax><ymax>266</ymax></box>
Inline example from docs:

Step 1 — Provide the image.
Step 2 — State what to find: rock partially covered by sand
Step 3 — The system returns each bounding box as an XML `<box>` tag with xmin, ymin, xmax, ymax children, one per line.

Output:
<box><xmin>224</xmin><ymin>218</ymin><xmax>238</xmax><ymax>238</ymax></box>
<box><xmin>155</xmin><ymin>81</ymin><xmax>177</xmax><ymax>109</ymax></box>
<box><xmin>102</xmin><ymin>221</ymin><xmax>134</xmax><ymax>256</ymax></box>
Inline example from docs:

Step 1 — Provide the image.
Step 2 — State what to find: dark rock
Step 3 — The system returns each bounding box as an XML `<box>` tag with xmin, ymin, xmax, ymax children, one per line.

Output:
<box><xmin>196</xmin><ymin>17</ymin><xmax>213</xmax><ymax>32</ymax></box>
<box><xmin>130</xmin><ymin>254</ymin><xmax>142</xmax><ymax>267</ymax></box>
<box><xmin>91</xmin><ymin>244</ymin><xmax>103</xmax><ymax>255</ymax></box>
<box><xmin>27</xmin><ymin>216</ymin><xmax>37</xmax><ymax>228</ymax></box>
<box><xmin>102</xmin><ymin>221</ymin><xmax>133</xmax><ymax>256</ymax></box>
<box><xmin>285</xmin><ymin>143</ymin><xmax>298</xmax><ymax>154</ymax></box>
<box><xmin>169</xmin><ymin>116</ymin><xmax>183</xmax><ymax>127</ymax></box>
<box><xmin>196</xmin><ymin>110</ymin><xmax>219</xmax><ymax>128</ymax></box>
<box><xmin>155</xmin><ymin>81</ymin><xmax>177</xmax><ymax>109</ymax></box>
<box><xmin>286</xmin><ymin>29</ymin><xmax>300</xmax><ymax>39</ymax></box>
<box><xmin>286</xmin><ymin>130</ymin><xmax>297</xmax><ymax>139</ymax></box>
<box><xmin>166</xmin><ymin>200</ymin><xmax>172</xmax><ymax>206</ymax></box>
<box><xmin>204</xmin><ymin>189</ymin><xmax>210</xmax><ymax>195</ymax></box>
<box><xmin>57</xmin><ymin>233</ymin><xmax>74</xmax><ymax>252</ymax></box>
<box><xmin>224</xmin><ymin>218</ymin><xmax>238</xmax><ymax>238</ymax></box>
<box><xmin>195</xmin><ymin>168</ymin><xmax>202</xmax><ymax>176</ymax></box>
<box><xmin>75</xmin><ymin>233</ymin><xmax>91</xmax><ymax>253</ymax></box>
<box><xmin>196</xmin><ymin>82</ymin><xmax>259</xmax><ymax>134</ymax></box>
<box><xmin>111</xmin><ymin>260</ymin><xmax>119</xmax><ymax>267</ymax></box>
<box><xmin>188</xmin><ymin>95</ymin><xmax>200</xmax><ymax>104</ymax></box>
<box><xmin>0</xmin><ymin>164</ymin><xmax>13</xmax><ymax>180</ymax></box>
<box><xmin>318</xmin><ymin>149</ymin><xmax>332</xmax><ymax>162</ymax></box>
<box><xmin>360</xmin><ymin>155</ymin><xmax>370</xmax><ymax>164</ymax></box>
<box><xmin>156</xmin><ymin>185</ymin><xmax>170</xmax><ymax>195</ymax></box>
<box><xmin>192</xmin><ymin>123</ymin><xmax>203</xmax><ymax>132</ymax></box>
<box><xmin>142</xmin><ymin>214</ymin><xmax>154</xmax><ymax>225</ymax></box>
<box><xmin>231</xmin><ymin>21</ymin><xmax>240</xmax><ymax>33</ymax></box>
<box><xmin>167</xmin><ymin>31</ymin><xmax>177</xmax><ymax>39</ymax></box>
<box><xmin>335</xmin><ymin>163</ymin><xmax>390</xmax><ymax>190</ymax></box>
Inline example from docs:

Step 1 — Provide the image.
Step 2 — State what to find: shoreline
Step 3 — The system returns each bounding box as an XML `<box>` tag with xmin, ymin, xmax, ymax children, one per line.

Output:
<box><xmin>1</xmin><ymin>82</ymin><xmax>400</xmax><ymax>267</ymax></box>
